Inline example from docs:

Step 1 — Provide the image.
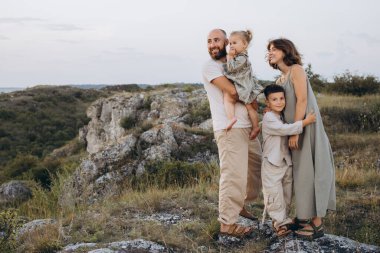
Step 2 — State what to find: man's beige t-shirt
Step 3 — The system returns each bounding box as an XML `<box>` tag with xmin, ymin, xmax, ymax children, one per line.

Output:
<box><xmin>202</xmin><ymin>59</ymin><xmax>252</xmax><ymax>132</ymax></box>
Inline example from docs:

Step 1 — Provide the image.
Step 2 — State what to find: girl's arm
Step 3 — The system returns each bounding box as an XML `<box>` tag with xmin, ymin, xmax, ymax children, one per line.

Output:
<box><xmin>226</xmin><ymin>54</ymin><xmax>248</xmax><ymax>73</ymax></box>
<box><xmin>289</xmin><ymin>65</ymin><xmax>308</xmax><ymax>149</ymax></box>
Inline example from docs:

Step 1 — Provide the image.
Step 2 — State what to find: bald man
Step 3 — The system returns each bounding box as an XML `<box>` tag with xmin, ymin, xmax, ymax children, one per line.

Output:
<box><xmin>202</xmin><ymin>29</ymin><xmax>262</xmax><ymax>237</ymax></box>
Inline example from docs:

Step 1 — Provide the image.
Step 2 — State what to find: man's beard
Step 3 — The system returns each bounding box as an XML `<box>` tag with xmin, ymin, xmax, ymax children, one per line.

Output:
<box><xmin>209</xmin><ymin>47</ymin><xmax>227</xmax><ymax>60</ymax></box>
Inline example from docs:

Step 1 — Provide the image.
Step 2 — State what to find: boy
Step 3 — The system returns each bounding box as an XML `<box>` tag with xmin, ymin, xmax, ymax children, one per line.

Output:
<box><xmin>261</xmin><ymin>84</ymin><xmax>316</xmax><ymax>236</ymax></box>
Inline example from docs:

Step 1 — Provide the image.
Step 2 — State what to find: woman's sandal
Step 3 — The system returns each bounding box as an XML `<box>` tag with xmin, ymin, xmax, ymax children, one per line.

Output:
<box><xmin>287</xmin><ymin>218</ymin><xmax>310</xmax><ymax>231</ymax></box>
<box><xmin>220</xmin><ymin>224</ymin><xmax>254</xmax><ymax>238</ymax></box>
<box><xmin>294</xmin><ymin>220</ymin><xmax>324</xmax><ymax>241</ymax></box>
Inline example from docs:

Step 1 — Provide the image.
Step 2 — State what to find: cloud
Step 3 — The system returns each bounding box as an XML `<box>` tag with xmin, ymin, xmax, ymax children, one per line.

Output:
<box><xmin>354</xmin><ymin>33</ymin><xmax>380</xmax><ymax>46</ymax></box>
<box><xmin>118</xmin><ymin>47</ymin><xmax>136</xmax><ymax>51</ymax></box>
<box><xmin>343</xmin><ymin>31</ymin><xmax>380</xmax><ymax>46</ymax></box>
<box><xmin>317</xmin><ymin>51</ymin><xmax>334</xmax><ymax>57</ymax></box>
<box><xmin>0</xmin><ymin>17</ymin><xmax>44</xmax><ymax>24</ymax></box>
<box><xmin>45</xmin><ymin>24</ymin><xmax>84</xmax><ymax>31</ymax></box>
<box><xmin>0</xmin><ymin>35</ymin><xmax>9</xmax><ymax>40</ymax></box>
<box><xmin>56</xmin><ymin>39</ymin><xmax>81</xmax><ymax>44</ymax></box>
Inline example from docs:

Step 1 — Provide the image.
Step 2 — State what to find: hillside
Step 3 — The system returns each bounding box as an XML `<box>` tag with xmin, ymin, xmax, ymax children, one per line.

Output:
<box><xmin>0</xmin><ymin>84</ymin><xmax>379</xmax><ymax>252</ymax></box>
<box><xmin>0</xmin><ymin>85</ymin><xmax>111</xmax><ymax>185</ymax></box>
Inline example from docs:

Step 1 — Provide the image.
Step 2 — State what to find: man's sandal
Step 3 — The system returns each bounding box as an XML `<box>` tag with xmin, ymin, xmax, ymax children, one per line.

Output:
<box><xmin>239</xmin><ymin>208</ymin><xmax>258</xmax><ymax>221</ymax></box>
<box><xmin>220</xmin><ymin>224</ymin><xmax>254</xmax><ymax>238</ymax></box>
<box><xmin>294</xmin><ymin>220</ymin><xmax>324</xmax><ymax>241</ymax></box>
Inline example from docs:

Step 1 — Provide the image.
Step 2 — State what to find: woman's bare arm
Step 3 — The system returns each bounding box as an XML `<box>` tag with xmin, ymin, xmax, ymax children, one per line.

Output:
<box><xmin>289</xmin><ymin>65</ymin><xmax>308</xmax><ymax>149</ymax></box>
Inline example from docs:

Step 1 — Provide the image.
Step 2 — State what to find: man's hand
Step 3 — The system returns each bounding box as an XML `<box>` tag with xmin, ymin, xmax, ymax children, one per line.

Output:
<box><xmin>289</xmin><ymin>135</ymin><xmax>299</xmax><ymax>149</ymax></box>
<box><xmin>211</xmin><ymin>76</ymin><xmax>238</xmax><ymax>100</ymax></box>
<box><xmin>251</xmin><ymin>100</ymin><xmax>259</xmax><ymax>110</ymax></box>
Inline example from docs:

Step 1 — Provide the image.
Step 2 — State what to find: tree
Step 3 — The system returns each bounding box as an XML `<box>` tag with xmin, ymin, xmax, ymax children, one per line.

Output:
<box><xmin>305</xmin><ymin>64</ymin><xmax>326</xmax><ymax>92</ymax></box>
<box><xmin>327</xmin><ymin>70</ymin><xmax>380</xmax><ymax>96</ymax></box>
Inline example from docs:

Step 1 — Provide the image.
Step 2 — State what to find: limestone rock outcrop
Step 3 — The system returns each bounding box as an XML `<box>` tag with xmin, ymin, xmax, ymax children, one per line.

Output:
<box><xmin>68</xmin><ymin>87</ymin><xmax>217</xmax><ymax>202</ymax></box>
<box><xmin>0</xmin><ymin>180</ymin><xmax>32</xmax><ymax>205</ymax></box>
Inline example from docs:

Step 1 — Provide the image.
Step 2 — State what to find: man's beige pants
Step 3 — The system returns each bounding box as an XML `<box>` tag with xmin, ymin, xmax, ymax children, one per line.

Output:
<box><xmin>214</xmin><ymin>128</ymin><xmax>262</xmax><ymax>225</ymax></box>
<box><xmin>261</xmin><ymin>157</ymin><xmax>293</xmax><ymax>229</ymax></box>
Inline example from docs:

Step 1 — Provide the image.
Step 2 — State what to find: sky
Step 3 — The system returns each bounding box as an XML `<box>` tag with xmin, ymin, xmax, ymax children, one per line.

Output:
<box><xmin>0</xmin><ymin>0</ymin><xmax>379</xmax><ymax>88</ymax></box>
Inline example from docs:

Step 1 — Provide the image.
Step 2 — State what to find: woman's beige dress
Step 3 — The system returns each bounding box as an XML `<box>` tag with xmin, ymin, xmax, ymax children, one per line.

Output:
<box><xmin>280</xmin><ymin>67</ymin><xmax>336</xmax><ymax>219</ymax></box>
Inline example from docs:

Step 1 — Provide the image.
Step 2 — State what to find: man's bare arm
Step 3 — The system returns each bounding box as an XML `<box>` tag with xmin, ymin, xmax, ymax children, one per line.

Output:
<box><xmin>211</xmin><ymin>76</ymin><xmax>238</xmax><ymax>100</ymax></box>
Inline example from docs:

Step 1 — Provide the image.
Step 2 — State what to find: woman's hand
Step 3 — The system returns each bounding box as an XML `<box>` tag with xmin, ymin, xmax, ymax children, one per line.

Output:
<box><xmin>289</xmin><ymin>135</ymin><xmax>299</xmax><ymax>149</ymax></box>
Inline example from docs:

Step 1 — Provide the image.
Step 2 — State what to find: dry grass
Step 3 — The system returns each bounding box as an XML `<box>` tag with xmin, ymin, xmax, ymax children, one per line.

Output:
<box><xmin>317</xmin><ymin>94</ymin><xmax>380</xmax><ymax>109</ymax></box>
<box><xmin>17</xmin><ymin>223</ymin><xmax>63</xmax><ymax>253</ymax></box>
<box><xmin>17</xmin><ymin>166</ymin><xmax>77</xmax><ymax>220</ymax></box>
<box><xmin>336</xmin><ymin>166</ymin><xmax>380</xmax><ymax>189</ymax></box>
<box><xmin>324</xmin><ymin>130</ymin><xmax>380</xmax><ymax>245</ymax></box>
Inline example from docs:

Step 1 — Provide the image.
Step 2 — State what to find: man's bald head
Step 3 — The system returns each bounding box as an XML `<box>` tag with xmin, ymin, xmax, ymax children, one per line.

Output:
<box><xmin>208</xmin><ymin>29</ymin><xmax>227</xmax><ymax>39</ymax></box>
<box><xmin>207</xmin><ymin>29</ymin><xmax>228</xmax><ymax>60</ymax></box>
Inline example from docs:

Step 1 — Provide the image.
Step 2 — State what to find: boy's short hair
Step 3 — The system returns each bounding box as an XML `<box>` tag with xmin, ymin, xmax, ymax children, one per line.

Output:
<box><xmin>264</xmin><ymin>84</ymin><xmax>285</xmax><ymax>98</ymax></box>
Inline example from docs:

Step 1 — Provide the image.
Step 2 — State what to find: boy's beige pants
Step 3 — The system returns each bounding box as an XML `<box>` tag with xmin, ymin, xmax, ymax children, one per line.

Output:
<box><xmin>261</xmin><ymin>157</ymin><xmax>293</xmax><ymax>229</ymax></box>
<box><xmin>214</xmin><ymin>128</ymin><xmax>262</xmax><ymax>225</ymax></box>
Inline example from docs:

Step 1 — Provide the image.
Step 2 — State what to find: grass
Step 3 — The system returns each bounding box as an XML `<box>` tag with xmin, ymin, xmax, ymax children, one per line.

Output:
<box><xmin>2</xmin><ymin>93</ymin><xmax>380</xmax><ymax>252</ymax></box>
<box><xmin>318</xmin><ymin>94</ymin><xmax>380</xmax><ymax>133</ymax></box>
<box><xmin>17</xmin><ymin>223</ymin><xmax>63</xmax><ymax>253</ymax></box>
<box><xmin>7</xmin><ymin>157</ymin><xmax>379</xmax><ymax>252</ymax></box>
<box><xmin>317</xmin><ymin>94</ymin><xmax>380</xmax><ymax>109</ymax></box>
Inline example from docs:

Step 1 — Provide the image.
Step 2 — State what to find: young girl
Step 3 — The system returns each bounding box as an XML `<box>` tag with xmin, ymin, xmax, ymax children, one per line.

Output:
<box><xmin>223</xmin><ymin>30</ymin><xmax>262</xmax><ymax>139</ymax></box>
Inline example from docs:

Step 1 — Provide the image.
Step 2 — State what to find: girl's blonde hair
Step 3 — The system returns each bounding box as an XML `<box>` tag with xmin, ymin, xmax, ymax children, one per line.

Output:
<box><xmin>230</xmin><ymin>30</ymin><xmax>253</xmax><ymax>45</ymax></box>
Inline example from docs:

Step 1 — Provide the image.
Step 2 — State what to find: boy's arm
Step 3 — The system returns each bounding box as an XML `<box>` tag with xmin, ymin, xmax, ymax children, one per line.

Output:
<box><xmin>264</xmin><ymin>112</ymin><xmax>316</xmax><ymax>136</ymax></box>
<box><xmin>264</xmin><ymin>117</ymin><xmax>303</xmax><ymax>136</ymax></box>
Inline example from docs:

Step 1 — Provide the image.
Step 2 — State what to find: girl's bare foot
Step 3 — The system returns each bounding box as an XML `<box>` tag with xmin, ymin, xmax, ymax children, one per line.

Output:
<box><xmin>226</xmin><ymin>117</ymin><xmax>237</xmax><ymax>130</ymax></box>
<box><xmin>250</xmin><ymin>127</ymin><xmax>260</xmax><ymax>139</ymax></box>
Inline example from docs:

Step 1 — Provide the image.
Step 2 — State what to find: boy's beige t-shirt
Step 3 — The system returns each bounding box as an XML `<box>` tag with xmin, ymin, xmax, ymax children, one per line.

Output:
<box><xmin>202</xmin><ymin>59</ymin><xmax>251</xmax><ymax>132</ymax></box>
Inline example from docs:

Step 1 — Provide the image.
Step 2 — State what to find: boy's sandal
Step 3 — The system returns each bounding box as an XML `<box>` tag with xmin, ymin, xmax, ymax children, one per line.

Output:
<box><xmin>272</xmin><ymin>221</ymin><xmax>292</xmax><ymax>237</ymax></box>
<box><xmin>275</xmin><ymin>225</ymin><xmax>292</xmax><ymax>237</ymax></box>
<box><xmin>220</xmin><ymin>224</ymin><xmax>254</xmax><ymax>238</ymax></box>
<box><xmin>294</xmin><ymin>220</ymin><xmax>324</xmax><ymax>241</ymax></box>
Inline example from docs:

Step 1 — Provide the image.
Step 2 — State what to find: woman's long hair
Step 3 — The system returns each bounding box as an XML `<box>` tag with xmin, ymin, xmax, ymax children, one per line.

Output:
<box><xmin>267</xmin><ymin>38</ymin><xmax>303</xmax><ymax>69</ymax></box>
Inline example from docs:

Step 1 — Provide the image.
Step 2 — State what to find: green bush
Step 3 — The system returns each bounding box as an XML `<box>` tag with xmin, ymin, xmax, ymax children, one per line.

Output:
<box><xmin>321</xmin><ymin>103</ymin><xmax>380</xmax><ymax>133</ymax></box>
<box><xmin>172</xmin><ymin>131</ymin><xmax>217</xmax><ymax>161</ymax></box>
<box><xmin>131</xmin><ymin>161</ymin><xmax>215</xmax><ymax>190</ymax></box>
<box><xmin>120</xmin><ymin>115</ymin><xmax>138</xmax><ymax>130</ymax></box>
<box><xmin>327</xmin><ymin>71</ymin><xmax>380</xmax><ymax>96</ymax></box>
<box><xmin>0</xmin><ymin>209</ymin><xmax>21</xmax><ymax>252</ymax></box>
<box><xmin>184</xmin><ymin>101</ymin><xmax>211</xmax><ymax>126</ymax></box>
<box><xmin>0</xmin><ymin>86</ymin><xmax>104</xmax><ymax>168</ymax></box>
<box><xmin>182</xmin><ymin>85</ymin><xmax>196</xmax><ymax>93</ymax></box>
<box><xmin>137</xmin><ymin>95</ymin><xmax>152</xmax><ymax>110</ymax></box>
<box><xmin>0</xmin><ymin>110</ymin><xmax>16</xmax><ymax>120</ymax></box>
<box><xmin>3</xmin><ymin>155</ymin><xmax>39</xmax><ymax>179</ymax></box>
<box><xmin>100</xmin><ymin>84</ymin><xmax>142</xmax><ymax>92</ymax></box>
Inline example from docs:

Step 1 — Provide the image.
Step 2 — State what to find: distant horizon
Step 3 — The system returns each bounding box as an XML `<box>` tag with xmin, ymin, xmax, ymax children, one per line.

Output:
<box><xmin>0</xmin><ymin>82</ymin><xmax>205</xmax><ymax>90</ymax></box>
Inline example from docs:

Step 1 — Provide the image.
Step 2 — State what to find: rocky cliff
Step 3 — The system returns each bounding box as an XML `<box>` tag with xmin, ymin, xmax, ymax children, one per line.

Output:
<box><xmin>69</xmin><ymin>86</ymin><xmax>215</xmax><ymax>203</ymax></box>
